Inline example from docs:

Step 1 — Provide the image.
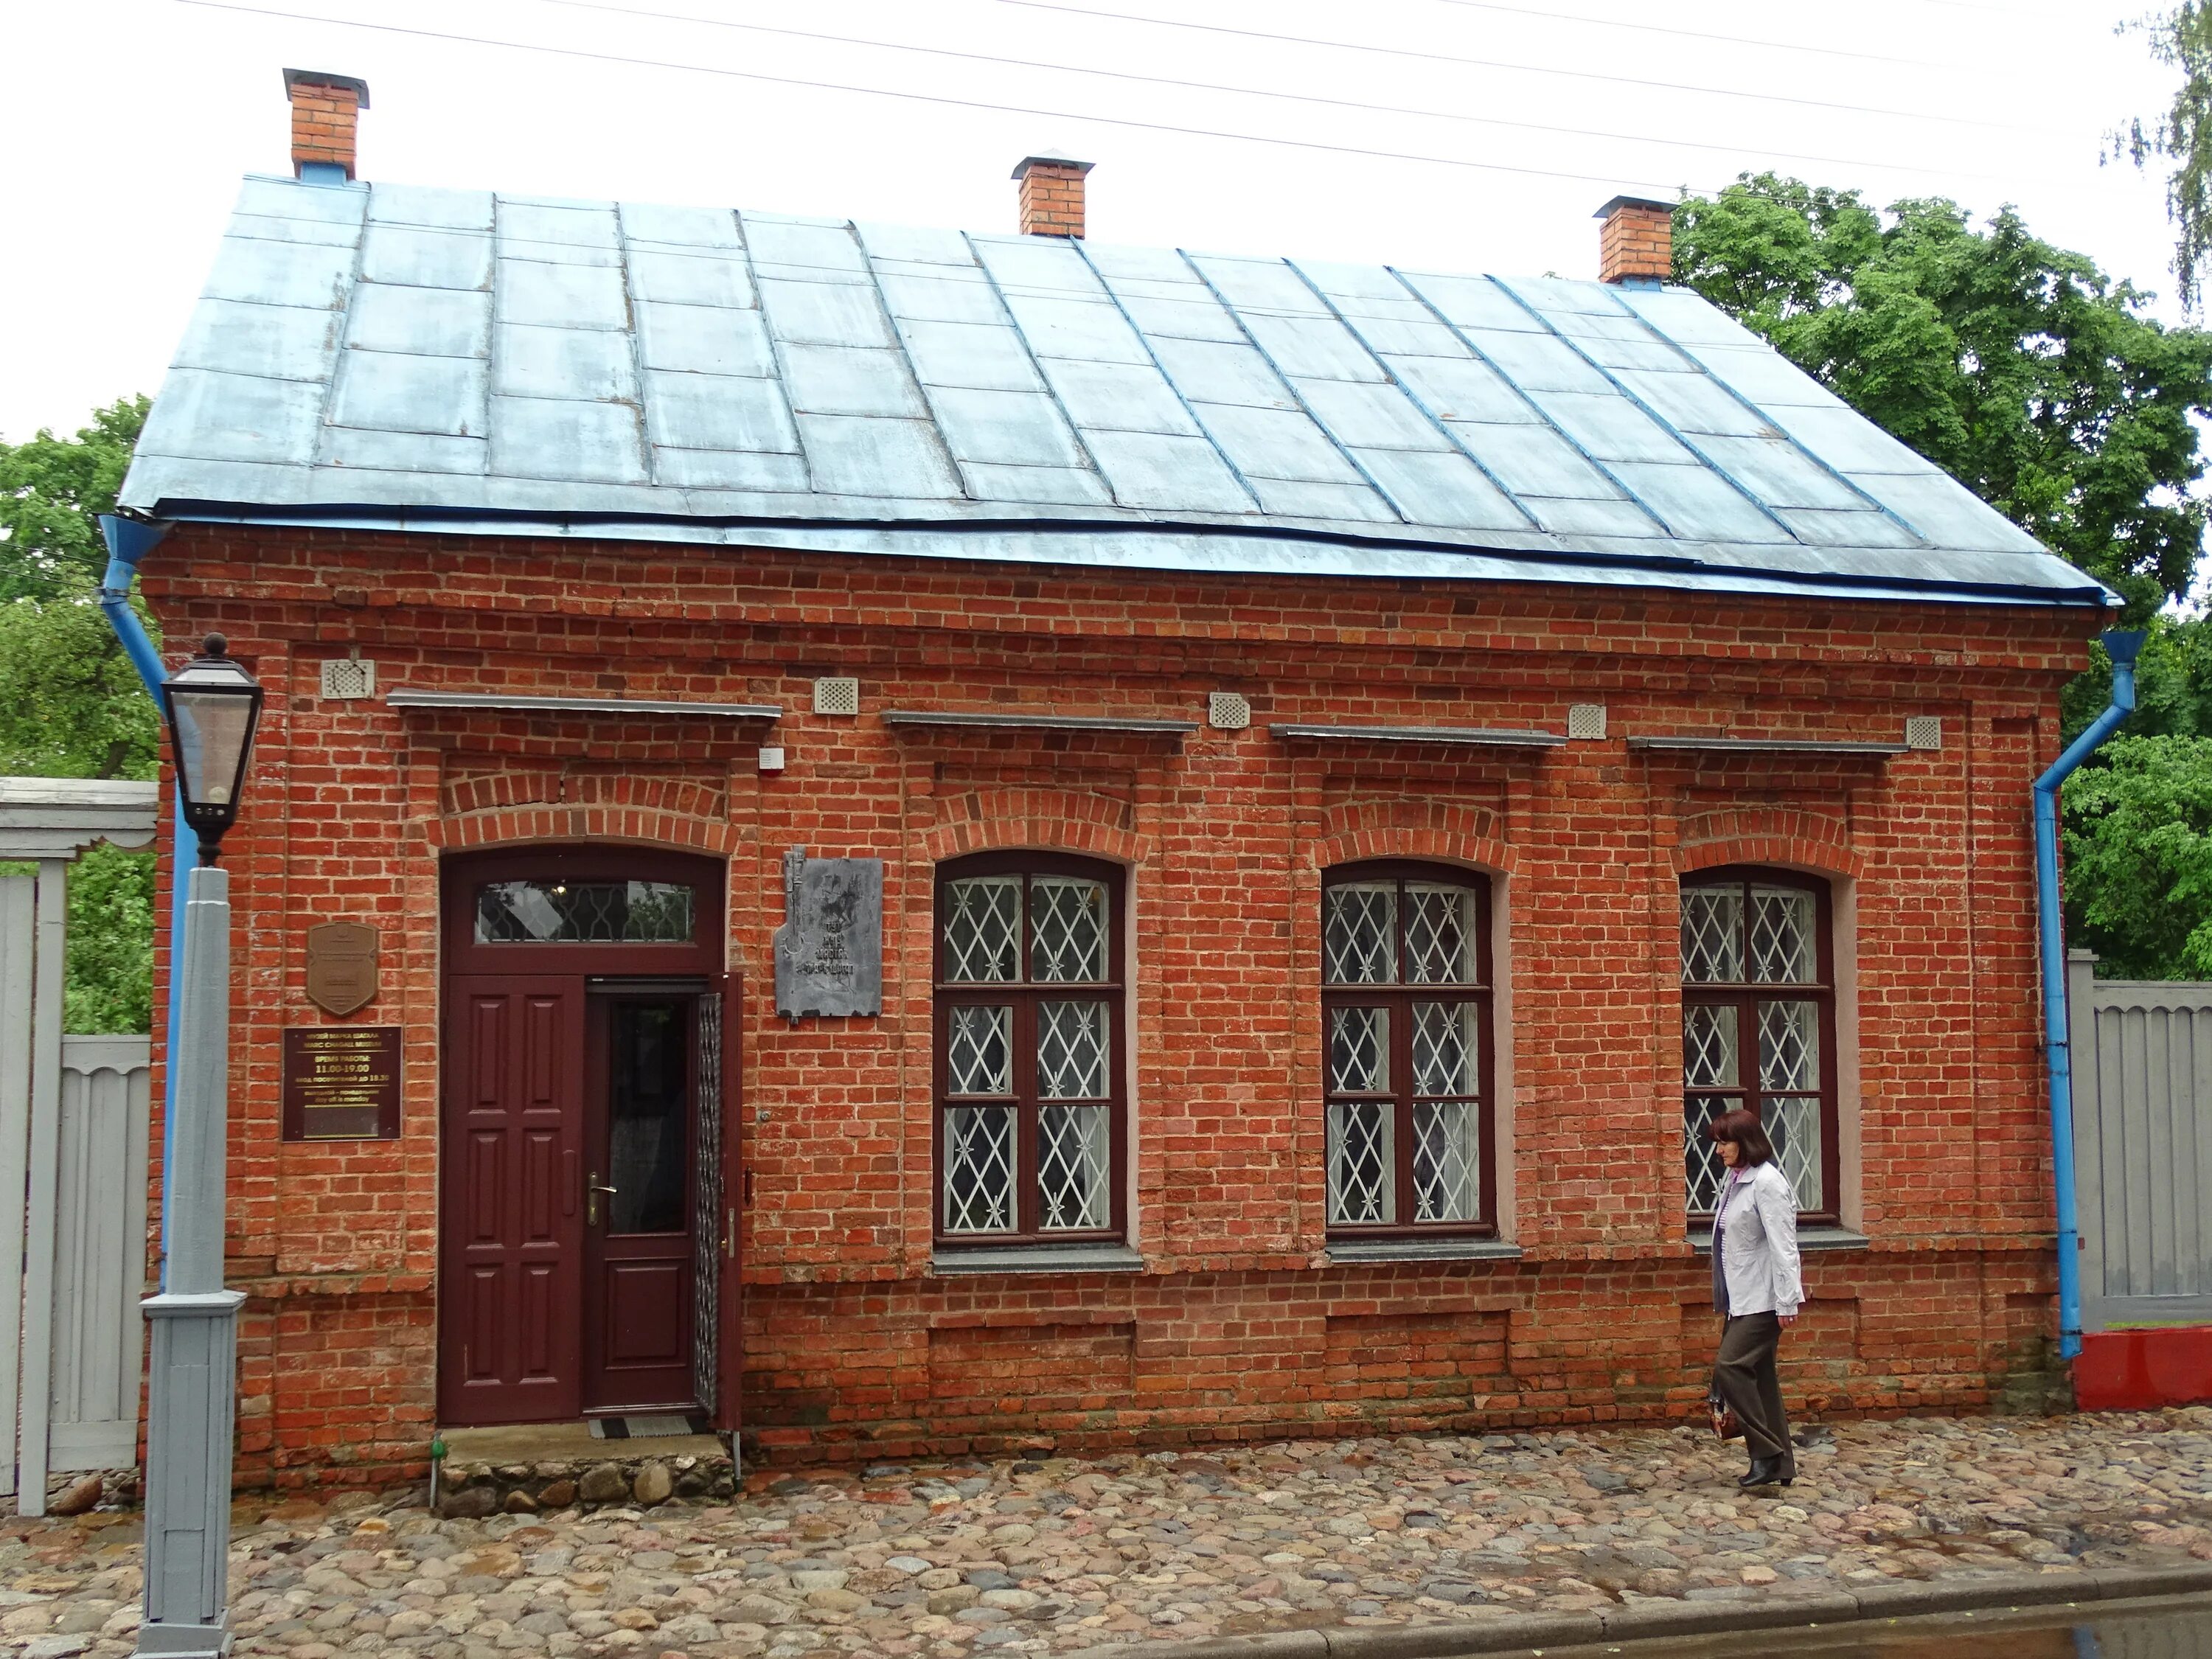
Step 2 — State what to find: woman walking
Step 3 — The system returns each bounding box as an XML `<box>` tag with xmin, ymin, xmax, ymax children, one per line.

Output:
<box><xmin>1708</xmin><ymin>1109</ymin><xmax>1804</xmax><ymax>1489</ymax></box>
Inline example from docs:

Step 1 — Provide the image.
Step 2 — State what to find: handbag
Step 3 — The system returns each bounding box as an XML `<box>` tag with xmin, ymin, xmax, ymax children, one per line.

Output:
<box><xmin>1708</xmin><ymin>1386</ymin><xmax>1742</xmax><ymax>1441</ymax></box>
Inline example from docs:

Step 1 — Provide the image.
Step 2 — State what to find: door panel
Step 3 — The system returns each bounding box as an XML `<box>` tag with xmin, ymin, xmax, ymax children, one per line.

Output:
<box><xmin>439</xmin><ymin>976</ymin><xmax>585</xmax><ymax>1425</ymax></box>
<box><xmin>716</xmin><ymin>974</ymin><xmax>743</xmax><ymax>1432</ymax></box>
<box><xmin>582</xmin><ymin>995</ymin><xmax>698</xmax><ymax>1412</ymax></box>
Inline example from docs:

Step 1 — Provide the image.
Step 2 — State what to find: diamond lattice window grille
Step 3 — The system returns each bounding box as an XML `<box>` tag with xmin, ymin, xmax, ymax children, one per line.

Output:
<box><xmin>1324</xmin><ymin>884</ymin><xmax>1397</xmax><ymax>984</ymax></box>
<box><xmin>1680</xmin><ymin>887</ymin><xmax>1744</xmax><ymax>983</ymax></box>
<box><xmin>1405</xmin><ymin>884</ymin><xmax>1477</xmax><ymax>984</ymax></box>
<box><xmin>1413</xmin><ymin>1100</ymin><xmax>1481</xmax><ymax>1222</ymax></box>
<box><xmin>1758</xmin><ymin>1000</ymin><xmax>1820</xmax><ymax>1091</ymax></box>
<box><xmin>1329</xmin><ymin>1006</ymin><xmax>1390</xmax><ymax>1093</ymax></box>
<box><xmin>1032</xmin><ymin>877</ymin><xmax>1107</xmax><ymax>982</ymax></box>
<box><xmin>1412</xmin><ymin>1001</ymin><xmax>1478</xmax><ymax>1097</ymax></box>
<box><xmin>947</xmin><ymin>1005</ymin><xmax>1013</xmax><ymax>1096</ymax></box>
<box><xmin>944</xmin><ymin>1105</ymin><xmax>1016</xmax><ymax>1232</ymax></box>
<box><xmin>1037</xmin><ymin>1102</ymin><xmax>1110</xmax><ymax>1229</ymax></box>
<box><xmin>1037</xmin><ymin>1000</ymin><xmax>1107</xmax><ymax>1099</ymax></box>
<box><xmin>1768</xmin><ymin>1096</ymin><xmax>1824</xmax><ymax>1211</ymax></box>
<box><xmin>1328</xmin><ymin>1101</ymin><xmax>1393</xmax><ymax>1224</ymax></box>
<box><xmin>945</xmin><ymin>877</ymin><xmax>1020</xmax><ymax>982</ymax></box>
<box><xmin>1683</xmin><ymin>1003</ymin><xmax>1740</xmax><ymax>1088</ymax></box>
<box><xmin>1750</xmin><ymin>886</ymin><xmax>1818</xmax><ymax>984</ymax></box>
<box><xmin>1683</xmin><ymin>1093</ymin><xmax>1734</xmax><ymax>1212</ymax></box>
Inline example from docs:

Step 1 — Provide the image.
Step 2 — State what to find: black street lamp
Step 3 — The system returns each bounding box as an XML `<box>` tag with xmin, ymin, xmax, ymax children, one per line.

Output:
<box><xmin>159</xmin><ymin>634</ymin><xmax>264</xmax><ymax>864</ymax></box>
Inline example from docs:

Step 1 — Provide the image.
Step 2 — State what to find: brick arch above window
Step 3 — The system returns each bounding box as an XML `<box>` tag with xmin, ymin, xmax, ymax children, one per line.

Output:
<box><xmin>1310</xmin><ymin>799</ymin><xmax>1516</xmax><ymax>877</ymax></box>
<box><xmin>433</xmin><ymin>804</ymin><xmax>740</xmax><ymax>859</ymax></box>
<box><xmin>920</xmin><ymin>788</ymin><xmax>1146</xmax><ymax>868</ymax></box>
<box><xmin>1674</xmin><ymin>810</ymin><xmax>1860</xmax><ymax>881</ymax></box>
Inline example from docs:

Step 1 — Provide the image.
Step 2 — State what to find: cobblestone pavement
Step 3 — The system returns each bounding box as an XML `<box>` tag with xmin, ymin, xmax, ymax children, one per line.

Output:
<box><xmin>5</xmin><ymin>1409</ymin><xmax>2212</xmax><ymax>1658</ymax></box>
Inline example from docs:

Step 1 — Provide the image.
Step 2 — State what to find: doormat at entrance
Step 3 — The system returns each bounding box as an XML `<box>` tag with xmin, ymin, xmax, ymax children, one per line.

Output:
<box><xmin>590</xmin><ymin>1414</ymin><xmax>712</xmax><ymax>1439</ymax></box>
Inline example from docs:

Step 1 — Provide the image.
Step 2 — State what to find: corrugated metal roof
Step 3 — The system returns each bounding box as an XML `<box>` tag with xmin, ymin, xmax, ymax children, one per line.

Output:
<box><xmin>119</xmin><ymin>175</ymin><xmax>2111</xmax><ymax>608</ymax></box>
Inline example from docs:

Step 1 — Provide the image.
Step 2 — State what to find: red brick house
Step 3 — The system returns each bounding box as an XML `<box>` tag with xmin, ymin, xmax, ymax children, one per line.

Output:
<box><xmin>115</xmin><ymin>75</ymin><xmax>2110</xmax><ymax>1487</ymax></box>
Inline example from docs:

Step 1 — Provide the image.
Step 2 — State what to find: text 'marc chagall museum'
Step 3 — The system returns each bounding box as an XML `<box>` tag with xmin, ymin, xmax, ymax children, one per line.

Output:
<box><xmin>115</xmin><ymin>72</ymin><xmax>2115</xmax><ymax>1487</ymax></box>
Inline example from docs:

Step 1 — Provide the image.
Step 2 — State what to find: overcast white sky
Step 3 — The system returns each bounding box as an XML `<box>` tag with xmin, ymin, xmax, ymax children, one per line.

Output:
<box><xmin>0</xmin><ymin>0</ymin><xmax>2183</xmax><ymax>442</ymax></box>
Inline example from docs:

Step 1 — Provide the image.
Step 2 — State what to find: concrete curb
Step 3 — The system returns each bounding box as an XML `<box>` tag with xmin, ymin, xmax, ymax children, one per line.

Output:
<box><xmin>1063</xmin><ymin>1563</ymin><xmax>2212</xmax><ymax>1658</ymax></box>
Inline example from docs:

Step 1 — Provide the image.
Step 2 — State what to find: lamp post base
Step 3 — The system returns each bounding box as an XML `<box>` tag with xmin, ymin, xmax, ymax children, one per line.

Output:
<box><xmin>133</xmin><ymin>1618</ymin><xmax>233</xmax><ymax>1658</ymax></box>
<box><xmin>136</xmin><ymin>1290</ymin><xmax>246</xmax><ymax>1658</ymax></box>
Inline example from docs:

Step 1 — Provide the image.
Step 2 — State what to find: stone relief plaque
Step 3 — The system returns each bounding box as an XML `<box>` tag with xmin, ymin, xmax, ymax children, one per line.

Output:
<box><xmin>282</xmin><ymin>1026</ymin><xmax>401</xmax><ymax>1140</ymax></box>
<box><xmin>305</xmin><ymin>920</ymin><xmax>379</xmax><ymax>1017</ymax></box>
<box><xmin>773</xmin><ymin>848</ymin><xmax>883</xmax><ymax>1019</ymax></box>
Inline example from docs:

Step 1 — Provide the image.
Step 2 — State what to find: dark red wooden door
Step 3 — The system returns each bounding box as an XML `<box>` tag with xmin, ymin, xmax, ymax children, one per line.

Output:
<box><xmin>581</xmin><ymin>992</ymin><xmax>698</xmax><ymax>1412</ymax></box>
<box><xmin>439</xmin><ymin>975</ymin><xmax>585</xmax><ymax>1425</ymax></box>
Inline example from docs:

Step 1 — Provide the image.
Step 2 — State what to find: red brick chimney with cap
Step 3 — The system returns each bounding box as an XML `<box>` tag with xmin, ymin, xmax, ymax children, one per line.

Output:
<box><xmin>284</xmin><ymin>69</ymin><xmax>371</xmax><ymax>181</ymax></box>
<box><xmin>1595</xmin><ymin>195</ymin><xmax>1674</xmax><ymax>285</ymax></box>
<box><xmin>1013</xmin><ymin>153</ymin><xmax>1095</xmax><ymax>238</ymax></box>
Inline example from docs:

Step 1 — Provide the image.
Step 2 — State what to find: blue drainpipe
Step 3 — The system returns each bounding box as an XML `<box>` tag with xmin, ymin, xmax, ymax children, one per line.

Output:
<box><xmin>96</xmin><ymin>513</ymin><xmax>181</xmax><ymax>1287</ymax></box>
<box><xmin>2034</xmin><ymin>627</ymin><xmax>2146</xmax><ymax>1362</ymax></box>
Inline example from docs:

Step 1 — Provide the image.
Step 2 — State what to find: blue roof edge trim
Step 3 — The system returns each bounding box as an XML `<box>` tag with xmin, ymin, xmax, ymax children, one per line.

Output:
<box><xmin>148</xmin><ymin>498</ymin><xmax>2117</xmax><ymax>609</ymax></box>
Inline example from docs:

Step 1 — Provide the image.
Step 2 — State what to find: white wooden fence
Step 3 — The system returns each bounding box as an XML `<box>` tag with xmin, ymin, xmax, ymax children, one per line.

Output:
<box><xmin>0</xmin><ymin>778</ymin><xmax>160</xmax><ymax>1514</ymax></box>
<box><xmin>2069</xmin><ymin>949</ymin><xmax>2212</xmax><ymax>1332</ymax></box>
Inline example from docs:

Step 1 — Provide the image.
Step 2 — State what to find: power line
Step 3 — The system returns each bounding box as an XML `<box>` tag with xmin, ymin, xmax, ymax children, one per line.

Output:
<box><xmin>510</xmin><ymin>0</ymin><xmax>2018</xmax><ymax>183</ymax></box>
<box><xmin>992</xmin><ymin>0</ymin><xmax>2047</xmax><ymax>133</ymax></box>
<box><xmin>171</xmin><ymin>0</ymin><xmax>1717</xmax><ymax>193</ymax></box>
<box><xmin>1418</xmin><ymin>0</ymin><xmax>1949</xmax><ymax>69</ymax></box>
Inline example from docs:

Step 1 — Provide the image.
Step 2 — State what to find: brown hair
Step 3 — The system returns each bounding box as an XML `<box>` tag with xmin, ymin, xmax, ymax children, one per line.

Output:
<box><xmin>1706</xmin><ymin>1108</ymin><xmax>1774</xmax><ymax>1166</ymax></box>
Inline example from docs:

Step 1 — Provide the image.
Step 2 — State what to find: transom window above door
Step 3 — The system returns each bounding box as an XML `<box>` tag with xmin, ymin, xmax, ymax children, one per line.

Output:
<box><xmin>1322</xmin><ymin>863</ymin><xmax>1495</xmax><ymax>1238</ymax></box>
<box><xmin>475</xmin><ymin>879</ymin><xmax>696</xmax><ymax>945</ymax></box>
<box><xmin>935</xmin><ymin>855</ymin><xmax>1125</xmax><ymax>1245</ymax></box>
<box><xmin>1680</xmin><ymin>868</ymin><xmax>1838</xmax><ymax>1222</ymax></box>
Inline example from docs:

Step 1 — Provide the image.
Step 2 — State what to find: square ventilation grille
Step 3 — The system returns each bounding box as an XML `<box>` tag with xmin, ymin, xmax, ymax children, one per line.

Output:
<box><xmin>1208</xmin><ymin>692</ymin><xmax>1252</xmax><ymax>731</ymax></box>
<box><xmin>813</xmin><ymin>677</ymin><xmax>860</xmax><ymax>717</ymax></box>
<box><xmin>1905</xmin><ymin>715</ymin><xmax>1944</xmax><ymax>751</ymax></box>
<box><xmin>319</xmin><ymin>658</ymin><xmax>375</xmax><ymax>700</ymax></box>
<box><xmin>1566</xmin><ymin>703</ymin><xmax>1607</xmax><ymax>740</ymax></box>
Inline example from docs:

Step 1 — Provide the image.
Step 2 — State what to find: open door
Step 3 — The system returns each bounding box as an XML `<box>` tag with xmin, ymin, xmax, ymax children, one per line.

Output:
<box><xmin>712</xmin><ymin>974</ymin><xmax>743</xmax><ymax>1430</ymax></box>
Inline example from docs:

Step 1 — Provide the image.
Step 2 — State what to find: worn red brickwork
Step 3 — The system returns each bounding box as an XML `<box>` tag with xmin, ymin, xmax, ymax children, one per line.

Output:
<box><xmin>136</xmin><ymin>524</ymin><xmax>2088</xmax><ymax>1486</ymax></box>
<box><xmin>1599</xmin><ymin>199</ymin><xmax>1673</xmax><ymax>284</ymax></box>
<box><xmin>1017</xmin><ymin>160</ymin><xmax>1090</xmax><ymax>237</ymax></box>
<box><xmin>285</xmin><ymin>76</ymin><xmax>363</xmax><ymax>179</ymax></box>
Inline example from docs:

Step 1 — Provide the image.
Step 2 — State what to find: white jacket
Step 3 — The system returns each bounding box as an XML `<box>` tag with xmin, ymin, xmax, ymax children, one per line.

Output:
<box><xmin>1713</xmin><ymin>1161</ymin><xmax>1804</xmax><ymax>1318</ymax></box>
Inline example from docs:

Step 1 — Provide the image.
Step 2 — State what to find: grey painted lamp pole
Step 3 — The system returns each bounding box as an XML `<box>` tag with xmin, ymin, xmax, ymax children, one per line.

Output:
<box><xmin>138</xmin><ymin>636</ymin><xmax>263</xmax><ymax>1659</ymax></box>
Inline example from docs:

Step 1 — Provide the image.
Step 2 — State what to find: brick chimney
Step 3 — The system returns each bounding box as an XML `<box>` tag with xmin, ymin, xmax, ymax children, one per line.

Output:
<box><xmin>284</xmin><ymin>69</ymin><xmax>371</xmax><ymax>183</ymax></box>
<box><xmin>1012</xmin><ymin>154</ymin><xmax>1095</xmax><ymax>239</ymax></box>
<box><xmin>1595</xmin><ymin>195</ymin><xmax>1673</xmax><ymax>286</ymax></box>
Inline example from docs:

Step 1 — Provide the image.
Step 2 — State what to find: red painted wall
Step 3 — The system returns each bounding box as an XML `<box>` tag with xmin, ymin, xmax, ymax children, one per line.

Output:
<box><xmin>139</xmin><ymin>524</ymin><xmax>2090</xmax><ymax>1486</ymax></box>
<box><xmin>2075</xmin><ymin>1330</ymin><xmax>2212</xmax><ymax>1411</ymax></box>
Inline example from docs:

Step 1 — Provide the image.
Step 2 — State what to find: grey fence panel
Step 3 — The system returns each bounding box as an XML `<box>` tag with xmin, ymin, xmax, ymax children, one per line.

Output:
<box><xmin>49</xmin><ymin>1037</ymin><xmax>152</xmax><ymax>1472</ymax></box>
<box><xmin>2071</xmin><ymin>950</ymin><xmax>2212</xmax><ymax>1332</ymax></box>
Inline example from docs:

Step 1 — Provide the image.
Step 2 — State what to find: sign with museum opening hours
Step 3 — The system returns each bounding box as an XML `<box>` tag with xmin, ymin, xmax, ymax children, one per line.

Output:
<box><xmin>282</xmin><ymin>1026</ymin><xmax>402</xmax><ymax>1140</ymax></box>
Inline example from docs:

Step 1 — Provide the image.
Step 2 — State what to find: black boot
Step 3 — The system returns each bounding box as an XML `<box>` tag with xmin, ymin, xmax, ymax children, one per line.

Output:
<box><xmin>1739</xmin><ymin>1455</ymin><xmax>1790</xmax><ymax>1490</ymax></box>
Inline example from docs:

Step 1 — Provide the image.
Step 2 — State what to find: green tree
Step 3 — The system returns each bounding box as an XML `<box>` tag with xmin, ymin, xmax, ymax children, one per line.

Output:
<box><xmin>0</xmin><ymin>397</ymin><xmax>161</xmax><ymax>1032</ymax></box>
<box><xmin>1673</xmin><ymin>175</ymin><xmax>2212</xmax><ymax>619</ymax></box>
<box><xmin>2114</xmin><ymin>2</ymin><xmax>2212</xmax><ymax>313</ymax></box>
<box><xmin>2063</xmin><ymin>735</ymin><xmax>2212</xmax><ymax>977</ymax></box>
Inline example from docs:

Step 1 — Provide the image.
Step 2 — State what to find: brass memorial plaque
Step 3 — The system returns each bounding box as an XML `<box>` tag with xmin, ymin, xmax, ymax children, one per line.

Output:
<box><xmin>305</xmin><ymin>921</ymin><xmax>379</xmax><ymax>1017</ymax></box>
<box><xmin>282</xmin><ymin>1026</ymin><xmax>401</xmax><ymax>1141</ymax></box>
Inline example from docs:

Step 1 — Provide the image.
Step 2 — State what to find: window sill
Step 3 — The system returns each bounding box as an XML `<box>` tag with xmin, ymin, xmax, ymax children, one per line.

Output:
<box><xmin>1690</xmin><ymin>1226</ymin><xmax>1869</xmax><ymax>1255</ymax></box>
<box><xmin>1325</xmin><ymin>1239</ymin><xmax>1523</xmax><ymax>1265</ymax></box>
<box><xmin>929</xmin><ymin>1244</ymin><xmax>1144</xmax><ymax>1276</ymax></box>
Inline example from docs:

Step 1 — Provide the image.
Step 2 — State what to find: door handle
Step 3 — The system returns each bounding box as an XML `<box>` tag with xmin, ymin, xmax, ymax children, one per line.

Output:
<box><xmin>586</xmin><ymin>1171</ymin><xmax>618</xmax><ymax>1227</ymax></box>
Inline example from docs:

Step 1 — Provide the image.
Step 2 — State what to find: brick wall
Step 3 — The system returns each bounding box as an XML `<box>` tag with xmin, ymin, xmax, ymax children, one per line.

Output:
<box><xmin>139</xmin><ymin>524</ymin><xmax>2088</xmax><ymax>1485</ymax></box>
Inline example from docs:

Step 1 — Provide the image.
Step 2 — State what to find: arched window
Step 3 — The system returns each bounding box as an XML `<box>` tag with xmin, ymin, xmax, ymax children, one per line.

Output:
<box><xmin>1322</xmin><ymin>862</ymin><xmax>1495</xmax><ymax>1237</ymax></box>
<box><xmin>1680</xmin><ymin>866</ymin><xmax>1837</xmax><ymax>1221</ymax></box>
<box><xmin>935</xmin><ymin>853</ymin><xmax>1127</xmax><ymax>1245</ymax></box>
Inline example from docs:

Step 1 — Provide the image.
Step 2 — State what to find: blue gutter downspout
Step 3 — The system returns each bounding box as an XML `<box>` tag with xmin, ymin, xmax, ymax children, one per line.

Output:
<box><xmin>96</xmin><ymin>513</ymin><xmax>180</xmax><ymax>1288</ymax></box>
<box><xmin>2034</xmin><ymin>627</ymin><xmax>2146</xmax><ymax>1363</ymax></box>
